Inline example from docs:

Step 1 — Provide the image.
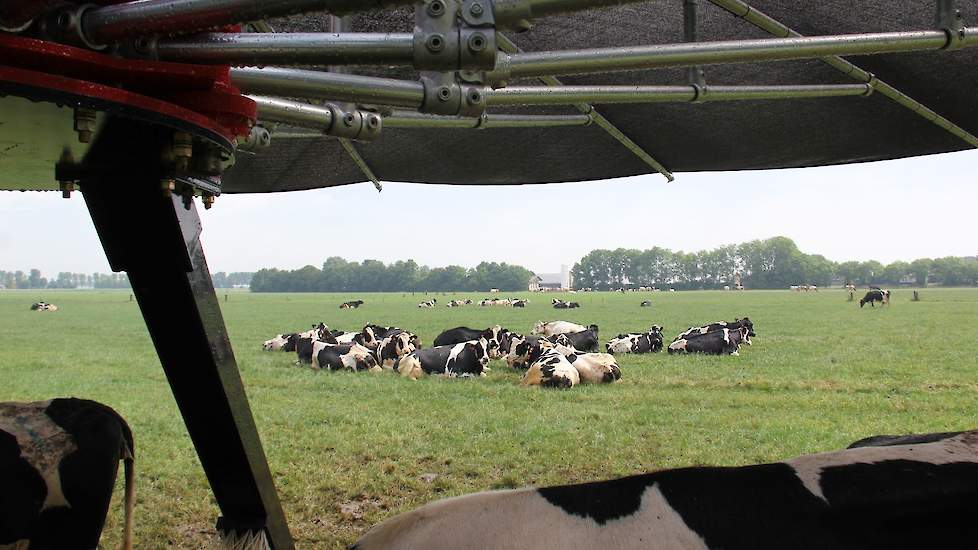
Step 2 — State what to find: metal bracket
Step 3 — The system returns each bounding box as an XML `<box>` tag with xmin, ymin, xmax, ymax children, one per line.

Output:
<box><xmin>415</xmin><ymin>0</ymin><xmax>497</xmax><ymax>71</ymax></box>
<box><xmin>936</xmin><ymin>0</ymin><xmax>967</xmax><ymax>50</ymax></box>
<box><xmin>684</xmin><ymin>0</ymin><xmax>707</xmax><ymax>89</ymax></box>
<box><xmin>419</xmin><ymin>72</ymin><xmax>486</xmax><ymax>116</ymax></box>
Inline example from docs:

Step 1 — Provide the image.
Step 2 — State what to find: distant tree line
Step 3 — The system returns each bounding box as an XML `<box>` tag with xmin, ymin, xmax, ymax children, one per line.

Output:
<box><xmin>250</xmin><ymin>257</ymin><xmax>534</xmax><ymax>292</ymax></box>
<box><xmin>572</xmin><ymin>236</ymin><xmax>978</xmax><ymax>290</ymax></box>
<box><xmin>0</xmin><ymin>269</ymin><xmax>253</xmax><ymax>290</ymax></box>
<box><xmin>0</xmin><ymin>269</ymin><xmax>131</xmax><ymax>289</ymax></box>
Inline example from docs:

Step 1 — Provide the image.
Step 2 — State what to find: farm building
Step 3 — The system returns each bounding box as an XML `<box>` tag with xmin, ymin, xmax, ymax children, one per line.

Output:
<box><xmin>529</xmin><ymin>266</ymin><xmax>573</xmax><ymax>291</ymax></box>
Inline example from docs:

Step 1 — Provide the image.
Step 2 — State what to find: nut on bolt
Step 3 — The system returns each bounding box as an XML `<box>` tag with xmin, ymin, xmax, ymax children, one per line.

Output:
<box><xmin>59</xmin><ymin>181</ymin><xmax>75</xmax><ymax>199</ymax></box>
<box><xmin>202</xmin><ymin>194</ymin><xmax>215</xmax><ymax>210</ymax></box>
<box><xmin>73</xmin><ymin>107</ymin><xmax>96</xmax><ymax>143</ymax></box>
<box><xmin>426</xmin><ymin>33</ymin><xmax>445</xmax><ymax>53</ymax></box>
<box><xmin>437</xmin><ymin>86</ymin><xmax>453</xmax><ymax>102</ymax></box>
<box><xmin>172</xmin><ymin>132</ymin><xmax>193</xmax><ymax>171</ymax></box>
<box><xmin>427</xmin><ymin>0</ymin><xmax>446</xmax><ymax>17</ymax></box>
<box><xmin>467</xmin><ymin>32</ymin><xmax>487</xmax><ymax>52</ymax></box>
<box><xmin>469</xmin><ymin>2</ymin><xmax>484</xmax><ymax>17</ymax></box>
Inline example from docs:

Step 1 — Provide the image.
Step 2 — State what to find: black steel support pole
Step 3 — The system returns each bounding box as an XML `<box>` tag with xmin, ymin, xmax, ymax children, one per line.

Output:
<box><xmin>78</xmin><ymin>118</ymin><xmax>294</xmax><ymax>550</ymax></box>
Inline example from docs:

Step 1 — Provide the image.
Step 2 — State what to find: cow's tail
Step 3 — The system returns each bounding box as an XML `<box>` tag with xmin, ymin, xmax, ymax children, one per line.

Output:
<box><xmin>119</xmin><ymin>418</ymin><xmax>136</xmax><ymax>550</ymax></box>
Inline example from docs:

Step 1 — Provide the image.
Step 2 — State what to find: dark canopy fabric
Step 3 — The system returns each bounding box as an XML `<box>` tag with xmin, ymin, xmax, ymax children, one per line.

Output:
<box><xmin>223</xmin><ymin>1</ymin><xmax>978</xmax><ymax>192</ymax></box>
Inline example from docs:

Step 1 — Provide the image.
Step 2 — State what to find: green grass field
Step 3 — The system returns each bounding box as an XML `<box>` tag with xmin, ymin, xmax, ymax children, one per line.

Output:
<box><xmin>1</xmin><ymin>287</ymin><xmax>977</xmax><ymax>548</ymax></box>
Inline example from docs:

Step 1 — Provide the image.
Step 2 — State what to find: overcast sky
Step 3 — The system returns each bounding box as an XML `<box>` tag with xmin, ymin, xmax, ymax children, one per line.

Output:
<box><xmin>2</xmin><ymin>149</ymin><xmax>976</xmax><ymax>276</ymax></box>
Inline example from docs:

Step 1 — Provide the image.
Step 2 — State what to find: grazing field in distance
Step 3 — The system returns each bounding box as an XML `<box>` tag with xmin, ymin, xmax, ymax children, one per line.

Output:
<box><xmin>1</xmin><ymin>288</ymin><xmax>977</xmax><ymax>548</ymax></box>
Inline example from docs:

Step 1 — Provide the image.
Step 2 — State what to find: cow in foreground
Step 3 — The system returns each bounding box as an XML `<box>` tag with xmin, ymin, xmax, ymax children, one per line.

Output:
<box><xmin>606</xmin><ymin>326</ymin><xmax>664</xmax><ymax>354</ymax></box>
<box><xmin>375</xmin><ymin>331</ymin><xmax>419</xmax><ymax>369</ymax></box>
<box><xmin>532</xmin><ymin>320</ymin><xmax>587</xmax><ymax>337</ymax></box>
<box><xmin>860</xmin><ymin>289</ymin><xmax>889</xmax><ymax>308</ymax></box>
<box><xmin>395</xmin><ymin>339</ymin><xmax>490</xmax><ymax>380</ymax></box>
<box><xmin>521</xmin><ymin>347</ymin><xmax>580</xmax><ymax>388</ymax></box>
<box><xmin>0</xmin><ymin>398</ymin><xmax>134</xmax><ymax>550</ymax></box>
<box><xmin>668</xmin><ymin>327</ymin><xmax>748</xmax><ymax>356</ymax></box>
<box><xmin>352</xmin><ymin>430</ymin><xmax>978</xmax><ymax>550</ymax></box>
<box><xmin>545</xmin><ymin>336</ymin><xmax>621</xmax><ymax>384</ymax></box>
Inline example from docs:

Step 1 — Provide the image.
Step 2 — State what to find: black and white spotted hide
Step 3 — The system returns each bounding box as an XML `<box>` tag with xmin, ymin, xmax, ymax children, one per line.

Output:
<box><xmin>504</xmin><ymin>334</ymin><xmax>545</xmax><ymax>370</ymax></box>
<box><xmin>677</xmin><ymin>318</ymin><xmax>755</xmax><ymax>345</ymax></box>
<box><xmin>521</xmin><ymin>348</ymin><xmax>580</xmax><ymax>388</ymax></box>
<box><xmin>668</xmin><ymin>327</ymin><xmax>747</xmax><ymax>356</ymax></box>
<box><xmin>605</xmin><ymin>326</ymin><xmax>664</xmax><ymax>355</ymax></box>
<box><xmin>352</xmin><ymin>430</ymin><xmax>978</xmax><ymax>550</ymax></box>
<box><xmin>395</xmin><ymin>339</ymin><xmax>490</xmax><ymax>380</ymax></box>
<box><xmin>311</xmin><ymin>341</ymin><xmax>378</xmax><ymax>372</ymax></box>
<box><xmin>0</xmin><ymin>398</ymin><xmax>135</xmax><ymax>550</ymax></box>
<box><xmin>375</xmin><ymin>332</ymin><xmax>417</xmax><ymax>369</ymax></box>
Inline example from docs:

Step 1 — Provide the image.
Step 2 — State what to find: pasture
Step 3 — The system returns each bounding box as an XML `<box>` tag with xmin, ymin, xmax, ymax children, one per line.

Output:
<box><xmin>1</xmin><ymin>287</ymin><xmax>977</xmax><ymax>548</ymax></box>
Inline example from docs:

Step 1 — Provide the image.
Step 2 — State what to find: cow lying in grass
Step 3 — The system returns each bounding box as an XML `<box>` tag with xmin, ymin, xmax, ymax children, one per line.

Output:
<box><xmin>532</xmin><ymin>320</ymin><xmax>587</xmax><ymax>337</ymax></box>
<box><xmin>434</xmin><ymin>325</ymin><xmax>511</xmax><ymax>359</ymax></box>
<box><xmin>548</xmin><ymin>324</ymin><xmax>599</xmax><ymax>352</ymax></box>
<box><xmin>1</xmin><ymin>398</ymin><xmax>134</xmax><ymax>550</ymax></box>
<box><xmin>395</xmin><ymin>339</ymin><xmax>490</xmax><ymax>380</ymax></box>
<box><xmin>352</xmin><ymin>430</ymin><xmax>978</xmax><ymax>550</ymax></box>
<box><xmin>677</xmin><ymin>318</ymin><xmax>755</xmax><ymax>345</ymax></box>
<box><xmin>606</xmin><ymin>326</ymin><xmax>664</xmax><ymax>355</ymax></box>
<box><xmin>668</xmin><ymin>326</ymin><xmax>748</xmax><ymax>356</ymax></box>
<box><xmin>515</xmin><ymin>336</ymin><xmax>620</xmax><ymax>388</ymax></box>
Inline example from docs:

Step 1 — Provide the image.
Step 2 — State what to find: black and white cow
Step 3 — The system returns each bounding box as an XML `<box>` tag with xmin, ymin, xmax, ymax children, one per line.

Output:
<box><xmin>351</xmin><ymin>430</ymin><xmax>978</xmax><ymax>550</ymax></box>
<box><xmin>640</xmin><ymin>300</ymin><xmax>652</xmax><ymax>307</ymax></box>
<box><xmin>310</xmin><ymin>341</ymin><xmax>378</xmax><ymax>371</ymax></box>
<box><xmin>395</xmin><ymin>339</ymin><xmax>490</xmax><ymax>380</ymax></box>
<box><xmin>545</xmin><ymin>337</ymin><xmax>621</xmax><ymax>384</ymax></box>
<box><xmin>521</xmin><ymin>347</ymin><xmax>580</xmax><ymax>388</ymax></box>
<box><xmin>504</xmin><ymin>334</ymin><xmax>545</xmax><ymax>370</ymax></box>
<box><xmin>532</xmin><ymin>320</ymin><xmax>588</xmax><ymax>337</ymax></box>
<box><xmin>339</xmin><ymin>300</ymin><xmax>364</xmax><ymax>309</ymax></box>
<box><xmin>860</xmin><ymin>289</ymin><xmax>889</xmax><ymax>308</ymax></box>
<box><xmin>547</xmin><ymin>324</ymin><xmax>599</xmax><ymax>352</ymax></box>
<box><xmin>447</xmin><ymin>299</ymin><xmax>473</xmax><ymax>307</ymax></box>
<box><xmin>1</xmin><ymin>398</ymin><xmax>134</xmax><ymax>550</ymax></box>
<box><xmin>512</xmin><ymin>299</ymin><xmax>528</xmax><ymax>308</ymax></box>
<box><xmin>553</xmin><ymin>300</ymin><xmax>580</xmax><ymax>309</ymax></box>
<box><xmin>353</xmin><ymin>324</ymin><xmax>395</xmax><ymax>350</ymax></box>
<box><xmin>263</xmin><ymin>323</ymin><xmax>329</xmax><ymax>351</ymax></box>
<box><xmin>434</xmin><ymin>325</ymin><xmax>510</xmax><ymax>359</ymax></box>
<box><xmin>677</xmin><ymin>318</ymin><xmax>755</xmax><ymax>345</ymax></box>
<box><xmin>375</xmin><ymin>331</ymin><xmax>418</xmax><ymax>369</ymax></box>
<box><xmin>606</xmin><ymin>326</ymin><xmax>664</xmax><ymax>354</ymax></box>
<box><xmin>30</xmin><ymin>302</ymin><xmax>58</xmax><ymax>311</ymax></box>
<box><xmin>418</xmin><ymin>299</ymin><xmax>437</xmax><ymax>308</ymax></box>
<box><xmin>668</xmin><ymin>326</ymin><xmax>748</xmax><ymax>356</ymax></box>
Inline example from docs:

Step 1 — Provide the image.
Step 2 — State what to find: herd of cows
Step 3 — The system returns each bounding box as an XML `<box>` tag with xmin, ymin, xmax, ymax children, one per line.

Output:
<box><xmin>262</xmin><ymin>316</ymin><xmax>756</xmax><ymax>389</ymax></box>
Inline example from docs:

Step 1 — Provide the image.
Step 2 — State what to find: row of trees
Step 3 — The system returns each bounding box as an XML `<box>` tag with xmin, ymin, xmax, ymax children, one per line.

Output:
<box><xmin>250</xmin><ymin>257</ymin><xmax>534</xmax><ymax>292</ymax></box>
<box><xmin>572</xmin><ymin>237</ymin><xmax>978</xmax><ymax>290</ymax></box>
<box><xmin>1</xmin><ymin>269</ymin><xmax>254</xmax><ymax>290</ymax></box>
<box><xmin>0</xmin><ymin>269</ymin><xmax>131</xmax><ymax>289</ymax></box>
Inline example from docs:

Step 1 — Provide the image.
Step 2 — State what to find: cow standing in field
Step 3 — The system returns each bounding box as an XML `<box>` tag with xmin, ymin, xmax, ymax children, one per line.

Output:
<box><xmin>668</xmin><ymin>326</ymin><xmax>748</xmax><ymax>356</ymax></box>
<box><xmin>606</xmin><ymin>326</ymin><xmax>664</xmax><ymax>354</ymax></box>
<box><xmin>0</xmin><ymin>398</ymin><xmax>134</xmax><ymax>550</ymax></box>
<box><xmin>395</xmin><ymin>340</ymin><xmax>490</xmax><ymax>380</ymax></box>
<box><xmin>532</xmin><ymin>321</ymin><xmax>588</xmax><ymax>337</ymax></box>
<box><xmin>859</xmin><ymin>289</ymin><xmax>888</xmax><ymax>308</ymax></box>
<box><xmin>351</xmin><ymin>430</ymin><xmax>978</xmax><ymax>550</ymax></box>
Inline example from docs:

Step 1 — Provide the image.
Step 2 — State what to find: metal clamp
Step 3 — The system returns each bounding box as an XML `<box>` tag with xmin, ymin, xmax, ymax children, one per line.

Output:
<box><xmin>420</xmin><ymin>73</ymin><xmax>486</xmax><ymax>117</ymax></box>
<box><xmin>38</xmin><ymin>3</ymin><xmax>107</xmax><ymax>50</ymax></box>
<box><xmin>936</xmin><ymin>0</ymin><xmax>967</xmax><ymax>50</ymax></box>
<box><xmin>329</xmin><ymin>103</ymin><xmax>384</xmax><ymax>140</ymax></box>
<box><xmin>415</xmin><ymin>0</ymin><xmax>497</xmax><ymax>71</ymax></box>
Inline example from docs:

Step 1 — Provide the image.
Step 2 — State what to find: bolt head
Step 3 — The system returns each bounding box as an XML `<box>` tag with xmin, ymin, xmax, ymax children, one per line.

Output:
<box><xmin>426</xmin><ymin>33</ymin><xmax>445</xmax><ymax>53</ymax></box>
<box><xmin>468</xmin><ymin>32</ymin><xmax>487</xmax><ymax>52</ymax></box>
<box><xmin>469</xmin><ymin>2</ymin><xmax>484</xmax><ymax>16</ymax></box>
<box><xmin>437</xmin><ymin>86</ymin><xmax>453</xmax><ymax>102</ymax></box>
<box><xmin>427</xmin><ymin>0</ymin><xmax>445</xmax><ymax>17</ymax></box>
